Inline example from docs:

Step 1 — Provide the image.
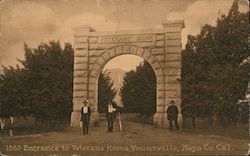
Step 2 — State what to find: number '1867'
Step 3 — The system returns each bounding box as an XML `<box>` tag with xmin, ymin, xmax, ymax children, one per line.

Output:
<box><xmin>6</xmin><ymin>145</ymin><xmax>22</xmax><ymax>151</ymax></box>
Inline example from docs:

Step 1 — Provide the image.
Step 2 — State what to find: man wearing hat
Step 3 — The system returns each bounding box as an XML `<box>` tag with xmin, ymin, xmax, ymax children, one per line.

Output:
<box><xmin>106</xmin><ymin>100</ymin><xmax>116</xmax><ymax>132</ymax></box>
<box><xmin>166</xmin><ymin>100</ymin><xmax>179</xmax><ymax>131</ymax></box>
<box><xmin>80</xmin><ymin>99</ymin><xmax>91</xmax><ymax>135</ymax></box>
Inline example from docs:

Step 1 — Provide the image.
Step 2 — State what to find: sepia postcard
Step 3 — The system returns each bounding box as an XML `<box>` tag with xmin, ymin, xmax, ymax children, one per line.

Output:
<box><xmin>0</xmin><ymin>0</ymin><xmax>249</xmax><ymax>155</ymax></box>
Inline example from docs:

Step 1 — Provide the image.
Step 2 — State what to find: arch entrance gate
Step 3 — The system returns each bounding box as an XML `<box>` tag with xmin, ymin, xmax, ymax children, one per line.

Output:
<box><xmin>71</xmin><ymin>20</ymin><xmax>184</xmax><ymax>128</ymax></box>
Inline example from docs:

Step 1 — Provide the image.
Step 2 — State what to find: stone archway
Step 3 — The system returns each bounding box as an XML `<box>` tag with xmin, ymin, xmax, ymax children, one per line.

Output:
<box><xmin>71</xmin><ymin>20</ymin><xmax>185</xmax><ymax>128</ymax></box>
<box><xmin>91</xmin><ymin>45</ymin><xmax>164</xmax><ymax>126</ymax></box>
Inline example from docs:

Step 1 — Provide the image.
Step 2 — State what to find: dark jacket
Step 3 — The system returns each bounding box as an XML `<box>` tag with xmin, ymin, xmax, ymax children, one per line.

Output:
<box><xmin>80</xmin><ymin>106</ymin><xmax>91</xmax><ymax>122</ymax></box>
<box><xmin>167</xmin><ymin>105</ymin><xmax>179</xmax><ymax>120</ymax></box>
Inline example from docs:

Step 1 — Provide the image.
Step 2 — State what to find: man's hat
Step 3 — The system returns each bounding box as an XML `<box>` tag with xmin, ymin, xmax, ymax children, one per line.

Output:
<box><xmin>83</xmin><ymin>99</ymin><xmax>89</xmax><ymax>104</ymax></box>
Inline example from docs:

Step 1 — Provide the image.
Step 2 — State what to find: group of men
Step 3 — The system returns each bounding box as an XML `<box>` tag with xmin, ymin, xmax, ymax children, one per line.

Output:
<box><xmin>80</xmin><ymin>99</ymin><xmax>116</xmax><ymax>135</ymax></box>
<box><xmin>80</xmin><ymin>99</ymin><xmax>180</xmax><ymax>135</ymax></box>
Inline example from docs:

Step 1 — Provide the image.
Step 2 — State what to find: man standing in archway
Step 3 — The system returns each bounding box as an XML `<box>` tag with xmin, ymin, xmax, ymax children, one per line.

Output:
<box><xmin>80</xmin><ymin>100</ymin><xmax>91</xmax><ymax>135</ymax></box>
<box><xmin>106</xmin><ymin>101</ymin><xmax>116</xmax><ymax>132</ymax></box>
<box><xmin>166</xmin><ymin>100</ymin><xmax>179</xmax><ymax>131</ymax></box>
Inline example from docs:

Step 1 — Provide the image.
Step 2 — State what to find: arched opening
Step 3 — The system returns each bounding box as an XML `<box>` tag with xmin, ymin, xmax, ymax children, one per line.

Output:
<box><xmin>97</xmin><ymin>54</ymin><xmax>157</xmax><ymax>124</ymax></box>
<box><xmin>71</xmin><ymin>22</ymin><xmax>184</xmax><ymax>128</ymax></box>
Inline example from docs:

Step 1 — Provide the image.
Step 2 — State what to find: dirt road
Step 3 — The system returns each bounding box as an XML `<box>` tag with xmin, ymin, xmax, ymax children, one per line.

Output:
<box><xmin>0</xmin><ymin>120</ymin><xmax>248</xmax><ymax>156</ymax></box>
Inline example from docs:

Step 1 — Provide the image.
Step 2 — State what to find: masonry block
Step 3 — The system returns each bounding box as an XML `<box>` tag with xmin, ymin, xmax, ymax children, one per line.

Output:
<box><xmin>166</xmin><ymin>39</ymin><xmax>181</xmax><ymax>47</ymax></box>
<box><xmin>74</xmin><ymin>77</ymin><xmax>87</xmax><ymax>84</ymax></box>
<box><xmin>89</xmin><ymin>77</ymin><xmax>97</xmax><ymax>85</ymax></box>
<box><xmin>157</xmin><ymin>75</ymin><xmax>164</xmax><ymax>84</ymax></box>
<box><xmin>154</xmin><ymin>54</ymin><xmax>164</xmax><ymax>62</ymax></box>
<box><xmin>156</xmin><ymin>105</ymin><xmax>165</xmax><ymax>113</ymax></box>
<box><xmin>157</xmin><ymin>83</ymin><xmax>164</xmax><ymax>91</ymax></box>
<box><xmin>166</xmin><ymin>83</ymin><xmax>181</xmax><ymax>91</ymax></box>
<box><xmin>74</xmin><ymin>63</ymin><xmax>88</xmax><ymax>70</ymax></box>
<box><xmin>123</xmin><ymin>46</ymin><xmax>131</xmax><ymax>53</ymax></box>
<box><xmin>165</xmin><ymin>68</ymin><xmax>181</xmax><ymax>76</ymax></box>
<box><xmin>108</xmin><ymin>48</ymin><xmax>116</xmax><ymax>57</ymax></box>
<box><xmin>74</xmin><ymin>70</ymin><xmax>87</xmax><ymax>78</ymax></box>
<box><xmin>156</xmin><ymin>34</ymin><xmax>165</xmax><ymax>40</ymax></box>
<box><xmin>132</xmin><ymin>42</ymin><xmax>155</xmax><ymax>48</ymax></box>
<box><xmin>165</xmin><ymin>75</ymin><xmax>180</xmax><ymax>83</ymax></box>
<box><xmin>165</xmin><ymin>53</ymin><xmax>181</xmax><ymax>61</ymax></box>
<box><xmin>154</xmin><ymin>113</ymin><xmax>164</xmax><ymax>128</ymax></box>
<box><xmin>165</xmin><ymin>61</ymin><xmax>181</xmax><ymax>68</ymax></box>
<box><xmin>74</xmin><ymin>49</ymin><xmax>88</xmax><ymax>57</ymax></box>
<box><xmin>73</xmin><ymin>84</ymin><xmax>87</xmax><ymax>91</ymax></box>
<box><xmin>156</xmin><ymin>40</ymin><xmax>165</xmax><ymax>47</ymax></box>
<box><xmin>89</xmin><ymin>50</ymin><xmax>104</xmax><ymax>57</ymax></box>
<box><xmin>152</xmin><ymin>48</ymin><xmax>164</xmax><ymax>55</ymax></box>
<box><xmin>73</xmin><ymin>90</ymin><xmax>86</xmax><ymax>98</ymax></box>
<box><xmin>154</xmin><ymin>67</ymin><xmax>164</xmax><ymax>76</ymax></box>
<box><xmin>157</xmin><ymin>90</ymin><xmax>165</xmax><ymax>99</ymax></box>
<box><xmin>89</xmin><ymin>37</ymin><xmax>98</xmax><ymax>43</ymax></box>
<box><xmin>135</xmin><ymin>48</ymin><xmax>144</xmax><ymax>56</ymax></box>
<box><xmin>91</xmin><ymin>69</ymin><xmax>99</xmax><ymax>77</ymax></box>
<box><xmin>115</xmin><ymin>46</ymin><xmax>123</xmax><ymax>55</ymax></box>
<box><xmin>142</xmin><ymin>50</ymin><xmax>152</xmax><ymax>60</ymax></box>
<box><xmin>102</xmin><ymin>52</ymin><xmax>110</xmax><ymax>62</ymax></box>
<box><xmin>75</xmin><ymin>43</ymin><xmax>88</xmax><ymax>49</ymax></box>
<box><xmin>166</xmin><ymin>47</ymin><xmax>182</xmax><ymax>53</ymax></box>
<box><xmin>73</xmin><ymin>98</ymin><xmax>85</xmax><ymax>111</ymax></box>
<box><xmin>165</xmin><ymin>33</ymin><xmax>181</xmax><ymax>40</ymax></box>
<box><xmin>75</xmin><ymin>36</ymin><xmax>88</xmax><ymax>43</ymax></box>
<box><xmin>165</xmin><ymin>90</ymin><xmax>180</xmax><ymax>98</ymax></box>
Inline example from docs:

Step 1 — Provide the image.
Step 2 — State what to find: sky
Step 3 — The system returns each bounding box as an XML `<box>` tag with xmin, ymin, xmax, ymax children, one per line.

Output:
<box><xmin>0</xmin><ymin>0</ymin><xmax>249</xmax><ymax>72</ymax></box>
<box><xmin>104</xmin><ymin>55</ymin><xmax>144</xmax><ymax>72</ymax></box>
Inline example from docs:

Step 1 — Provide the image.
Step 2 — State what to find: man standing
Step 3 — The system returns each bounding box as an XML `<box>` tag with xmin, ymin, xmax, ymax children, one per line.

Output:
<box><xmin>106</xmin><ymin>101</ymin><xmax>116</xmax><ymax>132</ymax></box>
<box><xmin>80</xmin><ymin>100</ymin><xmax>91</xmax><ymax>135</ymax></box>
<box><xmin>166</xmin><ymin>100</ymin><xmax>179</xmax><ymax>131</ymax></box>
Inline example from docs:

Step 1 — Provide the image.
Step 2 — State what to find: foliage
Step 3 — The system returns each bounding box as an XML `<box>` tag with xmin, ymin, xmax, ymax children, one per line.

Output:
<box><xmin>0</xmin><ymin>66</ymin><xmax>30</xmax><ymax>118</ymax></box>
<box><xmin>120</xmin><ymin>61</ymin><xmax>156</xmax><ymax>114</ymax></box>
<box><xmin>98</xmin><ymin>70</ymin><xmax>117</xmax><ymax>113</ymax></box>
<box><xmin>0</xmin><ymin>41</ymin><xmax>74</xmax><ymax>125</ymax></box>
<box><xmin>181</xmin><ymin>0</ymin><xmax>249</xmax><ymax>127</ymax></box>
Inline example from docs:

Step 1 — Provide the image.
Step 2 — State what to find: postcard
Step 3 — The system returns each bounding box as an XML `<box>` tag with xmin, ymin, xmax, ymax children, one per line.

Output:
<box><xmin>0</xmin><ymin>0</ymin><xmax>249</xmax><ymax>155</ymax></box>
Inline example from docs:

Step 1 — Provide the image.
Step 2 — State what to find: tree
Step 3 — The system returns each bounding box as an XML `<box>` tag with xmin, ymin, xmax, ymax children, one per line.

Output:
<box><xmin>0</xmin><ymin>66</ymin><xmax>30</xmax><ymax>118</ymax></box>
<box><xmin>0</xmin><ymin>41</ymin><xmax>74</xmax><ymax>125</ymax></box>
<box><xmin>181</xmin><ymin>0</ymin><xmax>249</xmax><ymax>127</ymax></box>
<box><xmin>120</xmin><ymin>61</ymin><xmax>156</xmax><ymax>114</ymax></box>
<box><xmin>98</xmin><ymin>70</ymin><xmax>117</xmax><ymax>113</ymax></box>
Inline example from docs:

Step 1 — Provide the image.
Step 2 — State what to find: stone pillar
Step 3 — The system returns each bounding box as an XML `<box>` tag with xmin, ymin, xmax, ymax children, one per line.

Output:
<box><xmin>71</xmin><ymin>25</ymin><xmax>98</xmax><ymax>127</ymax></box>
<box><xmin>70</xmin><ymin>110</ymin><xmax>81</xmax><ymax>127</ymax></box>
<box><xmin>163</xmin><ymin>20</ymin><xmax>185</xmax><ymax>129</ymax></box>
<box><xmin>153</xmin><ymin>113</ymin><xmax>164</xmax><ymax>128</ymax></box>
<box><xmin>154</xmin><ymin>79</ymin><xmax>165</xmax><ymax>128</ymax></box>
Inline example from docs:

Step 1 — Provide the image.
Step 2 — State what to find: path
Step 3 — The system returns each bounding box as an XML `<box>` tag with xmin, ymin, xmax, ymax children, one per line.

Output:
<box><xmin>0</xmin><ymin>120</ymin><xmax>248</xmax><ymax>156</ymax></box>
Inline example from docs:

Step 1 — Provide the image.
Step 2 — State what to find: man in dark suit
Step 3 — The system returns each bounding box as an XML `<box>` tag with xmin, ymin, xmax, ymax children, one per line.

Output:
<box><xmin>80</xmin><ymin>100</ymin><xmax>91</xmax><ymax>135</ymax></box>
<box><xmin>106</xmin><ymin>101</ymin><xmax>116</xmax><ymax>132</ymax></box>
<box><xmin>166</xmin><ymin>100</ymin><xmax>179</xmax><ymax>131</ymax></box>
